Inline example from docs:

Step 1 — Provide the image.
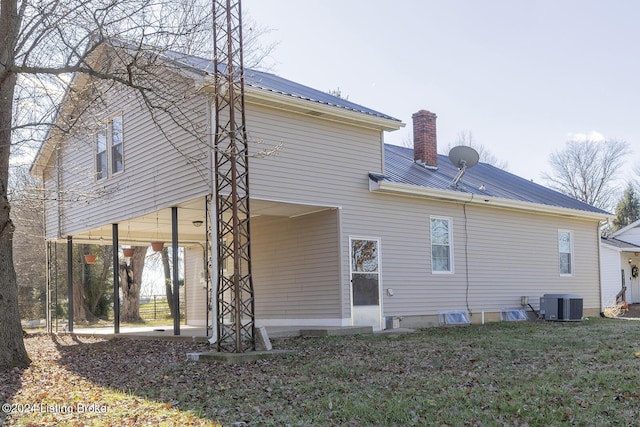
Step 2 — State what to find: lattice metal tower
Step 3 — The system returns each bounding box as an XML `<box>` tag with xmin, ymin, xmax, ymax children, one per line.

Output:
<box><xmin>212</xmin><ymin>0</ymin><xmax>255</xmax><ymax>352</ymax></box>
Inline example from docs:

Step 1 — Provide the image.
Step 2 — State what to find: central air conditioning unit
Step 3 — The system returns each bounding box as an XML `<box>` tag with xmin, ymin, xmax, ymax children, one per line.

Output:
<box><xmin>541</xmin><ymin>294</ymin><xmax>583</xmax><ymax>321</ymax></box>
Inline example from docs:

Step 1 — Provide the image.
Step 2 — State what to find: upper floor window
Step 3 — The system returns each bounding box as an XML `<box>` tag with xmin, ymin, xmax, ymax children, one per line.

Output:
<box><xmin>558</xmin><ymin>230</ymin><xmax>573</xmax><ymax>275</ymax></box>
<box><xmin>431</xmin><ymin>216</ymin><xmax>453</xmax><ymax>273</ymax></box>
<box><xmin>96</xmin><ymin>114</ymin><xmax>124</xmax><ymax>180</ymax></box>
<box><xmin>96</xmin><ymin>126</ymin><xmax>107</xmax><ymax>180</ymax></box>
<box><xmin>111</xmin><ymin>115</ymin><xmax>123</xmax><ymax>174</ymax></box>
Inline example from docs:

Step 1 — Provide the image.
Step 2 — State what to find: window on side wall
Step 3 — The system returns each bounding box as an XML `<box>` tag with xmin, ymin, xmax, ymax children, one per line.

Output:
<box><xmin>431</xmin><ymin>216</ymin><xmax>453</xmax><ymax>273</ymax></box>
<box><xmin>96</xmin><ymin>114</ymin><xmax>124</xmax><ymax>180</ymax></box>
<box><xmin>558</xmin><ymin>230</ymin><xmax>573</xmax><ymax>275</ymax></box>
<box><xmin>96</xmin><ymin>125</ymin><xmax>108</xmax><ymax>180</ymax></box>
<box><xmin>111</xmin><ymin>115</ymin><xmax>123</xmax><ymax>174</ymax></box>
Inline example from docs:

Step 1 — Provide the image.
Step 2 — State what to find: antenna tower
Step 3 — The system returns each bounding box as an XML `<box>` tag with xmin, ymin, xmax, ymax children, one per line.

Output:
<box><xmin>212</xmin><ymin>0</ymin><xmax>255</xmax><ymax>352</ymax></box>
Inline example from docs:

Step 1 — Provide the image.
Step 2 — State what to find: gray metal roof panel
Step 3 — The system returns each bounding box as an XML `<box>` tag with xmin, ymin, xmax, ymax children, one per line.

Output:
<box><xmin>382</xmin><ymin>144</ymin><xmax>610</xmax><ymax>215</ymax></box>
<box><xmin>164</xmin><ymin>51</ymin><xmax>400</xmax><ymax>122</ymax></box>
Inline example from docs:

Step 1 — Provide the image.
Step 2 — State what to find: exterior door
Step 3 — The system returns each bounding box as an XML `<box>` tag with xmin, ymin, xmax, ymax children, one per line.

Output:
<box><xmin>632</xmin><ymin>270</ymin><xmax>640</xmax><ymax>304</ymax></box>
<box><xmin>350</xmin><ymin>238</ymin><xmax>382</xmax><ymax>330</ymax></box>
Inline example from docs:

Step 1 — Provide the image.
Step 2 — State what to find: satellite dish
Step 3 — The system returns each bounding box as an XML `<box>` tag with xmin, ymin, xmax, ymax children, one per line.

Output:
<box><xmin>448</xmin><ymin>146</ymin><xmax>479</xmax><ymax>188</ymax></box>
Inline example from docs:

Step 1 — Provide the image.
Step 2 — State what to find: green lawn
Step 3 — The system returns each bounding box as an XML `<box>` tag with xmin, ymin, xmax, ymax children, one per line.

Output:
<box><xmin>3</xmin><ymin>317</ymin><xmax>640</xmax><ymax>426</ymax></box>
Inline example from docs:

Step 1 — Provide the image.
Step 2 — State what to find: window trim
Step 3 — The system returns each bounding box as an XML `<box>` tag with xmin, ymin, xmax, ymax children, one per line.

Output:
<box><xmin>558</xmin><ymin>229</ymin><xmax>574</xmax><ymax>276</ymax></box>
<box><xmin>96</xmin><ymin>124</ymin><xmax>108</xmax><ymax>181</ymax></box>
<box><xmin>430</xmin><ymin>216</ymin><xmax>454</xmax><ymax>274</ymax></box>
<box><xmin>110</xmin><ymin>114</ymin><xmax>124</xmax><ymax>175</ymax></box>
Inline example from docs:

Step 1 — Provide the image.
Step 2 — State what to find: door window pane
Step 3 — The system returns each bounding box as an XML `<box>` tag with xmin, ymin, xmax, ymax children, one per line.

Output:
<box><xmin>351</xmin><ymin>240</ymin><xmax>378</xmax><ymax>272</ymax></box>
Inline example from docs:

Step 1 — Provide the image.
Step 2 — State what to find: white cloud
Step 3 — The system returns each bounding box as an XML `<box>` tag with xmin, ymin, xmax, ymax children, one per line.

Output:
<box><xmin>567</xmin><ymin>131</ymin><xmax>606</xmax><ymax>142</ymax></box>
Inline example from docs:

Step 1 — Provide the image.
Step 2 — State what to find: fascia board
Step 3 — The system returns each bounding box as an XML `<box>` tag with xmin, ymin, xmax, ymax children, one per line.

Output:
<box><xmin>371</xmin><ymin>180</ymin><xmax>613</xmax><ymax>221</ymax></box>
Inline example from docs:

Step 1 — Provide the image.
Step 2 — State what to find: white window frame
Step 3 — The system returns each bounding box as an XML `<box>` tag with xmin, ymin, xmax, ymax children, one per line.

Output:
<box><xmin>558</xmin><ymin>229</ymin><xmax>574</xmax><ymax>276</ymax></box>
<box><xmin>95</xmin><ymin>113</ymin><xmax>124</xmax><ymax>181</ymax></box>
<box><xmin>430</xmin><ymin>216</ymin><xmax>454</xmax><ymax>274</ymax></box>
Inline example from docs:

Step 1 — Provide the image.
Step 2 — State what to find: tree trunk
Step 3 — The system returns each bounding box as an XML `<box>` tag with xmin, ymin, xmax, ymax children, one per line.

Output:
<box><xmin>162</xmin><ymin>248</ymin><xmax>175</xmax><ymax>318</ymax></box>
<box><xmin>0</xmin><ymin>0</ymin><xmax>31</xmax><ymax>369</ymax></box>
<box><xmin>73</xmin><ymin>246</ymin><xmax>91</xmax><ymax>322</ymax></box>
<box><xmin>88</xmin><ymin>245</ymin><xmax>112</xmax><ymax>315</ymax></box>
<box><xmin>120</xmin><ymin>246</ymin><xmax>145</xmax><ymax>322</ymax></box>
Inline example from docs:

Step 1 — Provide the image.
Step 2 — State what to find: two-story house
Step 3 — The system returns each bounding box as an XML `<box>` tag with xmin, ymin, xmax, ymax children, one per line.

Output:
<box><xmin>30</xmin><ymin>45</ymin><xmax>611</xmax><ymax>334</ymax></box>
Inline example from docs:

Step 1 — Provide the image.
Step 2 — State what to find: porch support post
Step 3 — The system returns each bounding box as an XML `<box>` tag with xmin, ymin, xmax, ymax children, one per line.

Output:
<box><xmin>45</xmin><ymin>241</ymin><xmax>52</xmax><ymax>334</ymax></box>
<box><xmin>112</xmin><ymin>223</ymin><xmax>120</xmax><ymax>334</ymax></box>
<box><xmin>172</xmin><ymin>206</ymin><xmax>180</xmax><ymax>335</ymax></box>
<box><xmin>66</xmin><ymin>236</ymin><xmax>73</xmax><ymax>332</ymax></box>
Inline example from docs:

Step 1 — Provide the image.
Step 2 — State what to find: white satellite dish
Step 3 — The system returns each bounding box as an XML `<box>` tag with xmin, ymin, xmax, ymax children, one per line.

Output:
<box><xmin>448</xmin><ymin>146</ymin><xmax>479</xmax><ymax>188</ymax></box>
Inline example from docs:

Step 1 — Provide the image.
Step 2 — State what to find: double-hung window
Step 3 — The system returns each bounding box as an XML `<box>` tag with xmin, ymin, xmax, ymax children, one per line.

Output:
<box><xmin>96</xmin><ymin>114</ymin><xmax>124</xmax><ymax>180</ymax></box>
<box><xmin>431</xmin><ymin>216</ymin><xmax>453</xmax><ymax>273</ymax></box>
<box><xmin>558</xmin><ymin>230</ymin><xmax>573</xmax><ymax>275</ymax></box>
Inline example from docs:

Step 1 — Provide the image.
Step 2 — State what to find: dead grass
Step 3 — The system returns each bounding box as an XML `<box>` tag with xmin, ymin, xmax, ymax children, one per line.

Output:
<box><xmin>3</xmin><ymin>317</ymin><xmax>640</xmax><ymax>426</ymax></box>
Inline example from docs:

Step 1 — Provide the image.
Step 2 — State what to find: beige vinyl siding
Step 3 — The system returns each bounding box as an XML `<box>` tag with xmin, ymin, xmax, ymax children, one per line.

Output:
<box><xmin>251</xmin><ymin>209</ymin><xmax>340</xmax><ymax>320</ymax></box>
<box><xmin>364</xmin><ymin>196</ymin><xmax>602</xmax><ymax>316</ymax></box>
<box><xmin>243</xmin><ymin>103</ymin><xmax>601</xmax><ymax>318</ymax></box>
<box><xmin>245</xmin><ymin>104</ymin><xmax>384</xmax><ymax>319</ymax></box>
<box><xmin>246</xmin><ymin>104</ymin><xmax>384</xmax><ymax>204</ymax></box>
<box><xmin>184</xmin><ymin>245</ymin><xmax>208</xmax><ymax>326</ymax></box>
<box><xmin>41</xmin><ymin>74</ymin><xmax>604</xmax><ymax>324</ymax></box>
<box><xmin>44</xmin><ymin>84</ymin><xmax>210</xmax><ymax>239</ymax></box>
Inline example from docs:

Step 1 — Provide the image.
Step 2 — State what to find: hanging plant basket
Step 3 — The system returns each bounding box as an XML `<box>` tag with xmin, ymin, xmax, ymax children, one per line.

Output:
<box><xmin>84</xmin><ymin>254</ymin><xmax>97</xmax><ymax>264</ymax></box>
<box><xmin>151</xmin><ymin>241</ymin><xmax>165</xmax><ymax>252</ymax></box>
<box><xmin>122</xmin><ymin>248</ymin><xmax>135</xmax><ymax>258</ymax></box>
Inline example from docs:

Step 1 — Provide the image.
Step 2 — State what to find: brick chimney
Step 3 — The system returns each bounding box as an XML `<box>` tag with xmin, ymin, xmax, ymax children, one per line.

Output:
<box><xmin>412</xmin><ymin>110</ymin><xmax>438</xmax><ymax>169</ymax></box>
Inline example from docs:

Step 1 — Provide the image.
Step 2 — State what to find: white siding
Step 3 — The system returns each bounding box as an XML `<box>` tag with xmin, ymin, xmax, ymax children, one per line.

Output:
<box><xmin>600</xmin><ymin>245</ymin><xmax>622</xmax><ymax>310</ymax></box>
<box><xmin>184</xmin><ymin>245</ymin><xmax>208</xmax><ymax>326</ymax></box>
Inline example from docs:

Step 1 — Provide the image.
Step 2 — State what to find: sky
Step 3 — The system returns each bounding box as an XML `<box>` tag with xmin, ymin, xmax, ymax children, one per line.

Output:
<box><xmin>242</xmin><ymin>0</ymin><xmax>640</xmax><ymax>183</ymax></box>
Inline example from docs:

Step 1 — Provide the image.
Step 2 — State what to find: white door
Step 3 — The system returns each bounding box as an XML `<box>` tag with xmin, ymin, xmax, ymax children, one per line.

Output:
<box><xmin>631</xmin><ymin>270</ymin><xmax>640</xmax><ymax>303</ymax></box>
<box><xmin>350</xmin><ymin>238</ymin><xmax>382</xmax><ymax>330</ymax></box>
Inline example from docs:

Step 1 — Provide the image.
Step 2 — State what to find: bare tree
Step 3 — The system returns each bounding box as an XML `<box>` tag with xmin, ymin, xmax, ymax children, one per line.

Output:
<box><xmin>8</xmin><ymin>165</ymin><xmax>45</xmax><ymax>321</ymax></box>
<box><xmin>443</xmin><ymin>131</ymin><xmax>509</xmax><ymax>170</ymax></box>
<box><xmin>543</xmin><ymin>139</ymin><xmax>630</xmax><ymax>211</ymax></box>
<box><xmin>0</xmin><ymin>0</ymin><xmax>236</xmax><ymax>369</ymax></box>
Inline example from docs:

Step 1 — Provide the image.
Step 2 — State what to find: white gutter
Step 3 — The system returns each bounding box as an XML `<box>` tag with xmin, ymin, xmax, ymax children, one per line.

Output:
<box><xmin>370</xmin><ymin>179</ymin><xmax>614</xmax><ymax>221</ymax></box>
<box><xmin>243</xmin><ymin>85</ymin><xmax>404</xmax><ymax>132</ymax></box>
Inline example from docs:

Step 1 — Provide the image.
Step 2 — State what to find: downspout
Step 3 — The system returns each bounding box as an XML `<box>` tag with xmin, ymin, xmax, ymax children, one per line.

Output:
<box><xmin>337</xmin><ymin>207</ymin><xmax>346</xmax><ymax>325</ymax></box>
<box><xmin>597</xmin><ymin>221</ymin><xmax>605</xmax><ymax>314</ymax></box>
<box><xmin>206</xmin><ymin>97</ymin><xmax>217</xmax><ymax>342</ymax></box>
<box><xmin>56</xmin><ymin>142</ymin><xmax>62</xmax><ymax>240</ymax></box>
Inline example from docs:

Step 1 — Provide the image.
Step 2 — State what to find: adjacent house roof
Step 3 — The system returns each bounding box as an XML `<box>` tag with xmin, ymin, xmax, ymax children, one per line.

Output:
<box><xmin>601</xmin><ymin>236</ymin><xmax>640</xmax><ymax>250</ymax></box>
<box><xmin>371</xmin><ymin>144</ymin><xmax>611</xmax><ymax>218</ymax></box>
<box><xmin>609</xmin><ymin>218</ymin><xmax>640</xmax><ymax>238</ymax></box>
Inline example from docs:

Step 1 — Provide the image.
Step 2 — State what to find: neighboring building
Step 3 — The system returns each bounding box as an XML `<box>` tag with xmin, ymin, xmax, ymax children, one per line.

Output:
<box><xmin>31</xmin><ymin>46</ymin><xmax>611</xmax><ymax>334</ymax></box>
<box><xmin>600</xmin><ymin>221</ymin><xmax>640</xmax><ymax>309</ymax></box>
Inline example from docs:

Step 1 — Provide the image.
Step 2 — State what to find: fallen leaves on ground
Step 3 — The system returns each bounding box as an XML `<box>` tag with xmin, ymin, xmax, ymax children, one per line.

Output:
<box><xmin>2</xmin><ymin>318</ymin><xmax>640</xmax><ymax>426</ymax></box>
